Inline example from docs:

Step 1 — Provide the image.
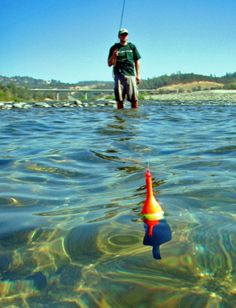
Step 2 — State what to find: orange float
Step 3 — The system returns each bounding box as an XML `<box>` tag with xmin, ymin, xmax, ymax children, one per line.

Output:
<box><xmin>141</xmin><ymin>168</ymin><xmax>164</xmax><ymax>236</ymax></box>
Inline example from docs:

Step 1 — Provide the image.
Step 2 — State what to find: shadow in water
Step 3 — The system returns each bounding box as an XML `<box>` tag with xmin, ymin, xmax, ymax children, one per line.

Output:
<box><xmin>143</xmin><ymin>219</ymin><xmax>172</xmax><ymax>259</ymax></box>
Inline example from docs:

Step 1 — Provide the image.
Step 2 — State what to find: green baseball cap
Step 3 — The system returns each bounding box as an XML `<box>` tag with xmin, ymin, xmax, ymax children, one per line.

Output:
<box><xmin>118</xmin><ymin>28</ymin><xmax>128</xmax><ymax>35</ymax></box>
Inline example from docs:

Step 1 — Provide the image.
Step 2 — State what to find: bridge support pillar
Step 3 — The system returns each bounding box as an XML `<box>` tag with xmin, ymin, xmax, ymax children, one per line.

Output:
<box><xmin>56</xmin><ymin>92</ymin><xmax>60</xmax><ymax>101</ymax></box>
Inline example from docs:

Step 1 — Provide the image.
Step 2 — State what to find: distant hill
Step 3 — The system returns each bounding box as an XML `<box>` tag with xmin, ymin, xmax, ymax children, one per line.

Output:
<box><xmin>0</xmin><ymin>76</ymin><xmax>113</xmax><ymax>89</ymax></box>
<box><xmin>141</xmin><ymin>72</ymin><xmax>236</xmax><ymax>90</ymax></box>
<box><xmin>0</xmin><ymin>76</ymin><xmax>52</xmax><ymax>87</ymax></box>
<box><xmin>1</xmin><ymin>72</ymin><xmax>236</xmax><ymax>102</ymax></box>
<box><xmin>156</xmin><ymin>81</ymin><xmax>224</xmax><ymax>94</ymax></box>
<box><xmin>1</xmin><ymin>72</ymin><xmax>236</xmax><ymax>90</ymax></box>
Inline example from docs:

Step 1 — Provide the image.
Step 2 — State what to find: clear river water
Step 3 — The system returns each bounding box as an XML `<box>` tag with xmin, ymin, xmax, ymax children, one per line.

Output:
<box><xmin>0</xmin><ymin>102</ymin><xmax>235</xmax><ymax>307</ymax></box>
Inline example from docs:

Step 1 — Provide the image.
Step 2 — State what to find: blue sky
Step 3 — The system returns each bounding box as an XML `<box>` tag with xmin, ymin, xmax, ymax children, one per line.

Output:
<box><xmin>1</xmin><ymin>0</ymin><xmax>236</xmax><ymax>83</ymax></box>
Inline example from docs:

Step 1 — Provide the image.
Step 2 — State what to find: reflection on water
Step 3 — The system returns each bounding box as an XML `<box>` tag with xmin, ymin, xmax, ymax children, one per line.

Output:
<box><xmin>0</xmin><ymin>103</ymin><xmax>236</xmax><ymax>307</ymax></box>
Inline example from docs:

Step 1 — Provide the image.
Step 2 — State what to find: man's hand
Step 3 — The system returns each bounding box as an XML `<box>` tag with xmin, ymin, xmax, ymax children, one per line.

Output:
<box><xmin>113</xmin><ymin>49</ymin><xmax>119</xmax><ymax>57</ymax></box>
<box><xmin>108</xmin><ymin>49</ymin><xmax>119</xmax><ymax>66</ymax></box>
<box><xmin>136</xmin><ymin>76</ymin><xmax>141</xmax><ymax>85</ymax></box>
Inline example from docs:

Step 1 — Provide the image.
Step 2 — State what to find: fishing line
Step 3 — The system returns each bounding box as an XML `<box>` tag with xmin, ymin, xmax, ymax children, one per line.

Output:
<box><xmin>119</xmin><ymin>0</ymin><xmax>126</xmax><ymax>29</ymax></box>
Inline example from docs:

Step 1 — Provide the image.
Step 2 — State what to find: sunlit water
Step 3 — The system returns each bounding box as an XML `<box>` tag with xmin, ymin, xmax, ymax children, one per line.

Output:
<box><xmin>0</xmin><ymin>102</ymin><xmax>235</xmax><ymax>307</ymax></box>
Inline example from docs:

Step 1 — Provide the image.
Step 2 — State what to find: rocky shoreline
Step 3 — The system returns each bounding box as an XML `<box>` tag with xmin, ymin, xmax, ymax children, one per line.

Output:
<box><xmin>0</xmin><ymin>100</ymin><xmax>116</xmax><ymax>110</ymax></box>
<box><xmin>144</xmin><ymin>90</ymin><xmax>236</xmax><ymax>103</ymax></box>
<box><xmin>1</xmin><ymin>90</ymin><xmax>236</xmax><ymax>110</ymax></box>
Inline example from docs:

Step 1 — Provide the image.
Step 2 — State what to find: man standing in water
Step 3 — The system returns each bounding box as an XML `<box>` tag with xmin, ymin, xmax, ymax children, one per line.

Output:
<box><xmin>108</xmin><ymin>28</ymin><xmax>141</xmax><ymax>109</ymax></box>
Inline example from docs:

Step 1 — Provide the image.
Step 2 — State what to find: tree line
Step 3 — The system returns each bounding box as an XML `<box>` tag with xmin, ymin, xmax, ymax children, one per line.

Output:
<box><xmin>0</xmin><ymin>83</ymin><xmax>59</xmax><ymax>102</ymax></box>
<box><xmin>141</xmin><ymin>72</ymin><xmax>236</xmax><ymax>89</ymax></box>
<box><xmin>1</xmin><ymin>72</ymin><xmax>236</xmax><ymax>102</ymax></box>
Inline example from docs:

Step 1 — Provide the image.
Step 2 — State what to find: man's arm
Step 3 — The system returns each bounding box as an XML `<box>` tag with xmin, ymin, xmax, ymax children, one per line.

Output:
<box><xmin>108</xmin><ymin>49</ymin><xmax>119</xmax><ymax>67</ymax></box>
<box><xmin>135</xmin><ymin>59</ymin><xmax>141</xmax><ymax>84</ymax></box>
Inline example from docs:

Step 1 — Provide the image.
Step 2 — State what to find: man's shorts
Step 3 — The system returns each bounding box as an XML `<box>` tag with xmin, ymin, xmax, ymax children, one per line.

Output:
<box><xmin>114</xmin><ymin>74</ymin><xmax>138</xmax><ymax>103</ymax></box>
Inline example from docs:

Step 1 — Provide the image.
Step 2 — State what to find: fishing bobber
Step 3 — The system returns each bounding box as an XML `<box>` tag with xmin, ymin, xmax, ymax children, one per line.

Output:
<box><xmin>141</xmin><ymin>168</ymin><xmax>172</xmax><ymax>259</ymax></box>
<box><xmin>143</xmin><ymin>219</ymin><xmax>159</xmax><ymax>237</ymax></box>
<box><xmin>141</xmin><ymin>168</ymin><xmax>164</xmax><ymax>223</ymax></box>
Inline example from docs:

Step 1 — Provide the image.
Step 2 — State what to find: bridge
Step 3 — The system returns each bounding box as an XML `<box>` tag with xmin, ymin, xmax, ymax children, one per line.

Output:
<box><xmin>30</xmin><ymin>88</ymin><xmax>158</xmax><ymax>101</ymax></box>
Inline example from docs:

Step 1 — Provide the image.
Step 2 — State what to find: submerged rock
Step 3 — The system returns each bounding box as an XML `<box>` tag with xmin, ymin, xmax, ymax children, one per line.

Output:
<box><xmin>26</xmin><ymin>272</ymin><xmax>47</xmax><ymax>290</ymax></box>
<box><xmin>0</xmin><ymin>252</ymin><xmax>12</xmax><ymax>272</ymax></box>
<box><xmin>63</xmin><ymin>224</ymin><xmax>103</xmax><ymax>264</ymax></box>
<box><xmin>0</xmin><ymin>228</ymin><xmax>35</xmax><ymax>249</ymax></box>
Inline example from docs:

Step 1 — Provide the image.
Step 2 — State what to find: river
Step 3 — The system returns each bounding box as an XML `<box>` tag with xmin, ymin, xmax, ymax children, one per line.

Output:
<box><xmin>0</xmin><ymin>102</ymin><xmax>235</xmax><ymax>307</ymax></box>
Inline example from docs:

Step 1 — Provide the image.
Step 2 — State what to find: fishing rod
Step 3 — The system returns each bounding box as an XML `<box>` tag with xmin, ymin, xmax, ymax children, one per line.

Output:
<box><xmin>111</xmin><ymin>0</ymin><xmax>126</xmax><ymax>73</ymax></box>
<box><xmin>119</xmin><ymin>0</ymin><xmax>126</xmax><ymax>29</ymax></box>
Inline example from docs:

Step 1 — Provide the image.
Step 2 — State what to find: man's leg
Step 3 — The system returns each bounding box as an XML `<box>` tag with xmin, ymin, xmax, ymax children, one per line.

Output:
<box><xmin>126</xmin><ymin>76</ymin><xmax>139</xmax><ymax>108</ymax></box>
<box><xmin>115</xmin><ymin>74</ymin><xmax>125</xmax><ymax>109</ymax></box>
<box><xmin>131</xmin><ymin>101</ymin><xmax>138</xmax><ymax>108</ymax></box>
<box><xmin>117</xmin><ymin>101</ymin><xmax>124</xmax><ymax>109</ymax></box>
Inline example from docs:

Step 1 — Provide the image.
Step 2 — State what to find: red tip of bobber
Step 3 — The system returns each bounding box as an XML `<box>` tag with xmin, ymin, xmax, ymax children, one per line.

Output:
<box><xmin>141</xmin><ymin>168</ymin><xmax>164</xmax><ymax>221</ymax></box>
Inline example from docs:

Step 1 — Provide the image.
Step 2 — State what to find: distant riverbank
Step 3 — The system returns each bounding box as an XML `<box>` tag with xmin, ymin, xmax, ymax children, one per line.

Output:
<box><xmin>1</xmin><ymin>90</ymin><xmax>236</xmax><ymax>110</ymax></box>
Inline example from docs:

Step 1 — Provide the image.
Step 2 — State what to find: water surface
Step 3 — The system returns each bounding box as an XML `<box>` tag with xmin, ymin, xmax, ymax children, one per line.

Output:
<box><xmin>0</xmin><ymin>102</ymin><xmax>235</xmax><ymax>307</ymax></box>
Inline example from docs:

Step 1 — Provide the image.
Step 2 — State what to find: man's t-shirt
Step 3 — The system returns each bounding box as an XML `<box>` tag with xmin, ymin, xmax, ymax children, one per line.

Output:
<box><xmin>108</xmin><ymin>42</ymin><xmax>141</xmax><ymax>76</ymax></box>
